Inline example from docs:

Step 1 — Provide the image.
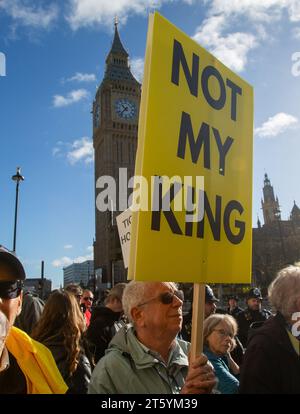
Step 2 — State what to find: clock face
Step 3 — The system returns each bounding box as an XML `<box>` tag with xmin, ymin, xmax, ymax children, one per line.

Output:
<box><xmin>114</xmin><ymin>99</ymin><xmax>137</xmax><ymax>120</ymax></box>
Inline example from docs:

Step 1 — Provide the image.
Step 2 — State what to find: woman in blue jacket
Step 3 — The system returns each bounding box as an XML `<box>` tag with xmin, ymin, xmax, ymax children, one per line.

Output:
<box><xmin>203</xmin><ymin>314</ymin><xmax>240</xmax><ymax>394</ymax></box>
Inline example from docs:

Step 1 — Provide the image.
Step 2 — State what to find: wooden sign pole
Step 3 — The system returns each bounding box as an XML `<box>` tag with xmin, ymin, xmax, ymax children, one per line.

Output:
<box><xmin>190</xmin><ymin>283</ymin><xmax>205</xmax><ymax>362</ymax></box>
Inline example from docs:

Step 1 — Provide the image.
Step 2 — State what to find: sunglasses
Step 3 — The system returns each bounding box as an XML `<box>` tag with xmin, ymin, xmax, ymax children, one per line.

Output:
<box><xmin>138</xmin><ymin>289</ymin><xmax>184</xmax><ymax>307</ymax></box>
<box><xmin>0</xmin><ymin>280</ymin><xmax>23</xmax><ymax>300</ymax></box>
<box><xmin>83</xmin><ymin>297</ymin><xmax>94</xmax><ymax>302</ymax></box>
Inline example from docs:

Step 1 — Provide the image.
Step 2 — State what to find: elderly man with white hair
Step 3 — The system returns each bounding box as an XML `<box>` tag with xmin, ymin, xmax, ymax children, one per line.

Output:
<box><xmin>239</xmin><ymin>265</ymin><xmax>300</xmax><ymax>394</ymax></box>
<box><xmin>88</xmin><ymin>281</ymin><xmax>216</xmax><ymax>394</ymax></box>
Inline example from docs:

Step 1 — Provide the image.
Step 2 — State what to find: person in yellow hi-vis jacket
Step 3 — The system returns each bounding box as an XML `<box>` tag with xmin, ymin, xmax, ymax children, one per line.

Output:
<box><xmin>0</xmin><ymin>245</ymin><xmax>67</xmax><ymax>394</ymax></box>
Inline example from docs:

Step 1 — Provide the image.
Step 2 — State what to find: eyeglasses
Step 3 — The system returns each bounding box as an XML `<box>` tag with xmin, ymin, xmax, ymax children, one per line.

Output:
<box><xmin>0</xmin><ymin>281</ymin><xmax>23</xmax><ymax>300</ymax></box>
<box><xmin>213</xmin><ymin>329</ymin><xmax>234</xmax><ymax>339</ymax></box>
<box><xmin>83</xmin><ymin>297</ymin><xmax>94</xmax><ymax>302</ymax></box>
<box><xmin>138</xmin><ymin>289</ymin><xmax>184</xmax><ymax>307</ymax></box>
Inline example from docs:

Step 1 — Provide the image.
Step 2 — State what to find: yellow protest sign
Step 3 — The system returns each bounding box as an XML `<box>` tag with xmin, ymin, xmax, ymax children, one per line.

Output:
<box><xmin>128</xmin><ymin>12</ymin><xmax>253</xmax><ymax>284</ymax></box>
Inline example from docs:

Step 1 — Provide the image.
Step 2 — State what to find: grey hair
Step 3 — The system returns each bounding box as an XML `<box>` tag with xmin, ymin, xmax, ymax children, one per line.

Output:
<box><xmin>104</xmin><ymin>283</ymin><xmax>126</xmax><ymax>305</ymax></box>
<box><xmin>268</xmin><ymin>265</ymin><xmax>300</xmax><ymax>321</ymax></box>
<box><xmin>203</xmin><ymin>314</ymin><xmax>238</xmax><ymax>351</ymax></box>
<box><xmin>122</xmin><ymin>281</ymin><xmax>177</xmax><ymax>324</ymax></box>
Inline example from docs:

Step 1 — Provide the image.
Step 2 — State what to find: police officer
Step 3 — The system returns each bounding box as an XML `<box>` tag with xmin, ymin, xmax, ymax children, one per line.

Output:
<box><xmin>236</xmin><ymin>288</ymin><xmax>271</xmax><ymax>348</ymax></box>
<box><xmin>181</xmin><ymin>285</ymin><xmax>219</xmax><ymax>341</ymax></box>
<box><xmin>227</xmin><ymin>295</ymin><xmax>243</xmax><ymax>318</ymax></box>
<box><xmin>204</xmin><ymin>285</ymin><xmax>219</xmax><ymax>318</ymax></box>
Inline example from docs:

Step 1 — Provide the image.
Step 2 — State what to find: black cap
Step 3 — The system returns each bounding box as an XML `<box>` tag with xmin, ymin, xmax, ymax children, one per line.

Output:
<box><xmin>205</xmin><ymin>285</ymin><xmax>219</xmax><ymax>303</ymax></box>
<box><xmin>246</xmin><ymin>287</ymin><xmax>262</xmax><ymax>300</ymax></box>
<box><xmin>0</xmin><ymin>246</ymin><xmax>26</xmax><ymax>282</ymax></box>
<box><xmin>228</xmin><ymin>295</ymin><xmax>239</xmax><ymax>301</ymax></box>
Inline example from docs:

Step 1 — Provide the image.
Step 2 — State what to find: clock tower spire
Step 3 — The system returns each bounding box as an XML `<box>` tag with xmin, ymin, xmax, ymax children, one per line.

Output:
<box><xmin>103</xmin><ymin>20</ymin><xmax>137</xmax><ymax>83</ymax></box>
<box><xmin>93</xmin><ymin>22</ymin><xmax>141</xmax><ymax>287</ymax></box>
<box><xmin>261</xmin><ymin>173</ymin><xmax>281</xmax><ymax>225</ymax></box>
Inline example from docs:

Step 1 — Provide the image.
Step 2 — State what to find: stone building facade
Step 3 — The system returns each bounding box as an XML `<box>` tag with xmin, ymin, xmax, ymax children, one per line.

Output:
<box><xmin>252</xmin><ymin>174</ymin><xmax>300</xmax><ymax>290</ymax></box>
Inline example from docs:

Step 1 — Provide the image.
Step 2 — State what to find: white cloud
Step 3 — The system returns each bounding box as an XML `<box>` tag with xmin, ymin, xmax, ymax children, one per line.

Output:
<box><xmin>73</xmin><ymin>254</ymin><xmax>93</xmax><ymax>263</ymax></box>
<box><xmin>53</xmin><ymin>89</ymin><xmax>89</xmax><ymax>107</ymax></box>
<box><xmin>288</xmin><ymin>0</ymin><xmax>300</xmax><ymax>22</ymax></box>
<box><xmin>52</xmin><ymin>251</ymin><xmax>93</xmax><ymax>268</ymax></box>
<box><xmin>255</xmin><ymin>112</ymin><xmax>298</xmax><ymax>138</ymax></box>
<box><xmin>52</xmin><ymin>138</ymin><xmax>93</xmax><ymax>165</ymax></box>
<box><xmin>64</xmin><ymin>0</ymin><xmax>300</xmax><ymax>74</ymax></box>
<box><xmin>64</xmin><ymin>244</ymin><xmax>73</xmax><ymax>249</ymax></box>
<box><xmin>206</xmin><ymin>0</ymin><xmax>300</xmax><ymax>23</ymax></box>
<box><xmin>208</xmin><ymin>1</ymin><xmax>291</xmax><ymax>23</ymax></box>
<box><xmin>66</xmin><ymin>0</ymin><xmax>194</xmax><ymax>29</ymax></box>
<box><xmin>67</xmin><ymin>137</ymin><xmax>94</xmax><ymax>164</ymax></box>
<box><xmin>192</xmin><ymin>0</ymin><xmax>300</xmax><ymax>72</ymax></box>
<box><xmin>52</xmin><ymin>256</ymin><xmax>73</xmax><ymax>268</ymax></box>
<box><xmin>86</xmin><ymin>246</ymin><xmax>93</xmax><ymax>252</ymax></box>
<box><xmin>193</xmin><ymin>15</ymin><xmax>257</xmax><ymax>72</ymax></box>
<box><xmin>211</xmin><ymin>32</ymin><xmax>257</xmax><ymax>72</ymax></box>
<box><xmin>0</xmin><ymin>0</ymin><xmax>58</xmax><ymax>28</ymax></box>
<box><xmin>130</xmin><ymin>57</ymin><xmax>144</xmax><ymax>82</ymax></box>
<box><xmin>65</xmin><ymin>72</ymin><xmax>96</xmax><ymax>83</ymax></box>
<box><xmin>65</xmin><ymin>0</ymin><xmax>300</xmax><ymax>34</ymax></box>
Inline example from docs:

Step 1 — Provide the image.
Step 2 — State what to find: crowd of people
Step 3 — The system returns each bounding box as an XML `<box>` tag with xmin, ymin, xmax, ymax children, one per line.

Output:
<box><xmin>1</xmin><ymin>244</ymin><xmax>300</xmax><ymax>394</ymax></box>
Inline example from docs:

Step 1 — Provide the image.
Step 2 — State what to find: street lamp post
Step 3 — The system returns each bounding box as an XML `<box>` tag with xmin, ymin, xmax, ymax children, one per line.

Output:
<box><xmin>12</xmin><ymin>167</ymin><xmax>24</xmax><ymax>252</ymax></box>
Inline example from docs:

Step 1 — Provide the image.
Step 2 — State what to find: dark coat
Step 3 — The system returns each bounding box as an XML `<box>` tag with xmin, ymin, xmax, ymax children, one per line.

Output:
<box><xmin>227</xmin><ymin>306</ymin><xmax>243</xmax><ymax>319</ymax></box>
<box><xmin>239</xmin><ymin>312</ymin><xmax>300</xmax><ymax>394</ymax></box>
<box><xmin>43</xmin><ymin>336</ymin><xmax>91</xmax><ymax>394</ymax></box>
<box><xmin>85</xmin><ymin>306</ymin><xmax>122</xmax><ymax>363</ymax></box>
<box><xmin>236</xmin><ymin>307</ymin><xmax>271</xmax><ymax>347</ymax></box>
<box><xmin>181</xmin><ymin>310</ymin><xmax>192</xmax><ymax>341</ymax></box>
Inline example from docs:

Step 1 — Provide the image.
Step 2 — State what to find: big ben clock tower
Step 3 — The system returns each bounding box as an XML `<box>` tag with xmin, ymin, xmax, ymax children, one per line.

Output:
<box><xmin>93</xmin><ymin>22</ymin><xmax>141</xmax><ymax>286</ymax></box>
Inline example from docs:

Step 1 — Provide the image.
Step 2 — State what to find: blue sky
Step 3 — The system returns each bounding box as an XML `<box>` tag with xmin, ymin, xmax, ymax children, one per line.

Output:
<box><xmin>0</xmin><ymin>0</ymin><xmax>300</xmax><ymax>288</ymax></box>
